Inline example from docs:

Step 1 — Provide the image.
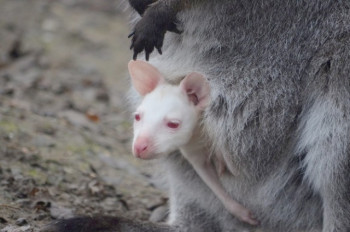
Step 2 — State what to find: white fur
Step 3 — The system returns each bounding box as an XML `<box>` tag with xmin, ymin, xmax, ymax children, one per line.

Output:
<box><xmin>133</xmin><ymin>84</ymin><xmax>198</xmax><ymax>158</ymax></box>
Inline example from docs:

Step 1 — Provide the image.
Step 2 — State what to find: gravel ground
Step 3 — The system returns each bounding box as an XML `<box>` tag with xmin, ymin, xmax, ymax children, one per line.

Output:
<box><xmin>0</xmin><ymin>0</ymin><xmax>167</xmax><ymax>231</ymax></box>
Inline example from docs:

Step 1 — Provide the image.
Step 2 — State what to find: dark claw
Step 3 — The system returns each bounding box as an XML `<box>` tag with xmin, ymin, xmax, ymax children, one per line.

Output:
<box><xmin>167</xmin><ymin>22</ymin><xmax>182</xmax><ymax>34</ymax></box>
<box><xmin>128</xmin><ymin>32</ymin><xmax>135</xmax><ymax>38</ymax></box>
<box><xmin>144</xmin><ymin>45</ymin><xmax>153</xmax><ymax>61</ymax></box>
<box><xmin>155</xmin><ymin>38</ymin><xmax>163</xmax><ymax>55</ymax></box>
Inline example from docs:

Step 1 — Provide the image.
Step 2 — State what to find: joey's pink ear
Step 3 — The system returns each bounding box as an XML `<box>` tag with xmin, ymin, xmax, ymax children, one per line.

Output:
<box><xmin>128</xmin><ymin>60</ymin><xmax>164</xmax><ymax>96</ymax></box>
<box><xmin>180</xmin><ymin>72</ymin><xmax>210</xmax><ymax>110</ymax></box>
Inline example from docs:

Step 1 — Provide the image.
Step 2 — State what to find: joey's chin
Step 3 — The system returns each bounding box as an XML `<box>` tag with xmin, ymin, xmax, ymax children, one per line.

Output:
<box><xmin>133</xmin><ymin>152</ymin><xmax>164</xmax><ymax>160</ymax></box>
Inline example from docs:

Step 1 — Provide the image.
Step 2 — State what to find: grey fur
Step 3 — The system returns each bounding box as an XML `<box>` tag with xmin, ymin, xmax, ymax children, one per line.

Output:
<box><xmin>48</xmin><ymin>0</ymin><xmax>350</xmax><ymax>231</ymax></box>
<box><xmin>144</xmin><ymin>0</ymin><xmax>350</xmax><ymax>231</ymax></box>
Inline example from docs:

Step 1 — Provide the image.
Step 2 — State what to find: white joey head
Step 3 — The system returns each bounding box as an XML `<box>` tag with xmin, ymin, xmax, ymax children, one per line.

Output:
<box><xmin>128</xmin><ymin>60</ymin><xmax>210</xmax><ymax>159</ymax></box>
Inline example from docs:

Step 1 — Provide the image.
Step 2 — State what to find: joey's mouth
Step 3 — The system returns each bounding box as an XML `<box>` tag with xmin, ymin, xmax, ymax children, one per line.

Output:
<box><xmin>133</xmin><ymin>150</ymin><xmax>167</xmax><ymax>160</ymax></box>
<box><xmin>132</xmin><ymin>138</ymin><xmax>175</xmax><ymax>160</ymax></box>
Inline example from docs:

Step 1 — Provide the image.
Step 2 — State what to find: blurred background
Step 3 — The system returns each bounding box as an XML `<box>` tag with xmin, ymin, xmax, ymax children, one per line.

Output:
<box><xmin>0</xmin><ymin>0</ymin><xmax>167</xmax><ymax>231</ymax></box>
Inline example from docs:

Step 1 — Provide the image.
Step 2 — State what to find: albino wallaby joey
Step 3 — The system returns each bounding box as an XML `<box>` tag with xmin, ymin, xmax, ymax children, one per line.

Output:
<box><xmin>128</xmin><ymin>60</ymin><xmax>258</xmax><ymax>225</ymax></box>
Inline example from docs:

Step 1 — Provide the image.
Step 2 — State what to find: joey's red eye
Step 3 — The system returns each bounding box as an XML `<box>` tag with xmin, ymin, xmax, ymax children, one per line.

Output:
<box><xmin>134</xmin><ymin>113</ymin><xmax>141</xmax><ymax>121</ymax></box>
<box><xmin>167</xmin><ymin>121</ymin><xmax>180</xmax><ymax>129</ymax></box>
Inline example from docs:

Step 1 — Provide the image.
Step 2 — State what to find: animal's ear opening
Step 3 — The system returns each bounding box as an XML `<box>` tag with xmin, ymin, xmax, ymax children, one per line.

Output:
<box><xmin>180</xmin><ymin>72</ymin><xmax>210</xmax><ymax>110</ymax></box>
<box><xmin>128</xmin><ymin>60</ymin><xmax>164</xmax><ymax>96</ymax></box>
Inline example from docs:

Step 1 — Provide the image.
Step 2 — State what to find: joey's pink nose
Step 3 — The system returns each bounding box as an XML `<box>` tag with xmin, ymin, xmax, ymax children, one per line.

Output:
<box><xmin>135</xmin><ymin>144</ymin><xmax>148</xmax><ymax>155</ymax></box>
<box><xmin>133</xmin><ymin>137</ymin><xmax>150</xmax><ymax>159</ymax></box>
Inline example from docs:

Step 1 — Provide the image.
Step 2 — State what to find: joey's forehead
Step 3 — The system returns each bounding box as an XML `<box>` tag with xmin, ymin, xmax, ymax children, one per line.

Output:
<box><xmin>141</xmin><ymin>89</ymin><xmax>187</xmax><ymax>109</ymax></box>
<box><xmin>137</xmin><ymin>89</ymin><xmax>192</xmax><ymax>118</ymax></box>
<box><xmin>139</xmin><ymin>97</ymin><xmax>186</xmax><ymax>115</ymax></box>
<box><xmin>152</xmin><ymin>85</ymin><xmax>182</xmax><ymax>99</ymax></box>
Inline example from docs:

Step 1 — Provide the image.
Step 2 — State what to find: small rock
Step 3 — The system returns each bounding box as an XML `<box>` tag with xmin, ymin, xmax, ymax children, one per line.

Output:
<box><xmin>0</xmin><ymin>217</ymin><xmax>8</xmax><ymax>223</ymax></box>
<box><xmin>35</xmin><ymin>123</ymin><xmax>56</xmax><ymax>136</ymax></box>
<box><xmin>8</xmin><ymin>99</ymin><xmax>31</xmax><ymax>111</ymax></box>
<box><xmin>3</xmin><ymin>86</ymin><xmax>15</xmax><ymax>96</ymax></box>
<box><xmin>31</xmin><ymin>134</ymin><xmax>56</xmax><ymax>148</ymax></box>
<box><xmin>118</xmin><ymin>199</ymin><xmax>129</xmax><ymax>211</ymax></box>
<box><xmin>42</xmin><ymin>18</ymin><xmax>59</xmax><ymax>32</ymax></box>
<box><xmin>15</xmin><ymin>218</ymin><xmax>27</xmax><ymax>226</ymax></box>
<box><xmin>95</xmin><ymin>89</ymin><xmax>109</xmax><ymax>102</ymax></box>
<box><xmin>0</xmin><ymin>225</ymin><xmax>32</xmax><ymax>232</ymax></box>
<box><xmin>58</xmin><ymin>110</ymin><xmax>97</xmax><ymax>131</ymax></box>
<box><xmin>33</xmin><ymin>213</ymin><xmax>47</xmax><ymax>221</ymax></box>
<box><xmin>1</xmin><ymin>73</ymin><xmax>11</xmax><ymax>82</ymax></box>
<box><xmin>33</xmin><ymin>201</ymin><xmax>51</xmax><ymax>212</ymax></box>
<box><xmin>37</xmin><ymin>55</ymin><xmax>50</xmax><ymax>68</ymax></box>
<box><xmin>15</xmin><ymin>199</ymin><xmax>31</xmax><ymax>208</ymax></box>
<box><xmin>8</xmin><ymin>39</ymin><xmax>25</xmax><ymax>60</ymax></box>
<box><xmin>49</xmin><ymin>204</ymin><xmax>73</xmax><ymax>219</ymax></box>
<box><xmin>88</xmin><ymin>180</ymin><xmax>103</xmax><ymax>195</ymax></box>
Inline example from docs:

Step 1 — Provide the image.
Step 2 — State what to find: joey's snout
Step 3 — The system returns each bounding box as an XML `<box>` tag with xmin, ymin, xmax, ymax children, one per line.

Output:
<box><xmin>133</xmin><ymin>136</ymin><xmax>152</xmax><ymax>159</ymax></box>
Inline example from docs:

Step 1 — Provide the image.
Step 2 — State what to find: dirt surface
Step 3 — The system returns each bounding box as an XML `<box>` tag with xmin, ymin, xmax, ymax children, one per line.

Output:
<box><xmin>0</xmin><ymin>0</ymin><xmax>167</xmax><ymax>231</ymax></box>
